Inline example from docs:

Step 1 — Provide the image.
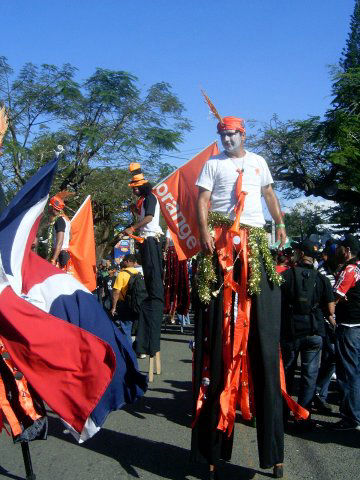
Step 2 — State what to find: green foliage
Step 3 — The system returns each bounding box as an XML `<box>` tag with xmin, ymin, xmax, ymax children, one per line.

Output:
<box><xmin>251</xmin><ymin>115</ymin><xmax>337</xmax><ymax>200</ymax></box>
<box><xmin>0</xmin><ymin>57</ymin><xmax>191</xmax><ymax>255</ymax></box>
<box><xmin>74</xmin><ymin>167</ymin><xmax>131</xmax><ymax>257</ymax></box>
<box><xmin>326</xmin><ymin>202</ymin><xmax>360</xmax><ymax>234</ymax></box>
<box><xmin>283</xmin><ymin>201</ymin><xmax>329</xmax><ymax>239</ymax></box>
<box><xmin>340</xmin><ymin>0</ymin><xmax>360</xmax><ymax>71</ymax></box>
<box><xmin>0</xmin><ymin>58</ymin><xmax>191</xmax><ymax>189</ymax></box>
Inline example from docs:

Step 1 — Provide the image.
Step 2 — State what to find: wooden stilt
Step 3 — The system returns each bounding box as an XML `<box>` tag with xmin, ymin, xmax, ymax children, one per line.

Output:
<box><xmin>21</xmin><ymin>442</ymin><xmax>36</xmax><ymax>480</ymax></box>
<box><xmin>149</xmin><ymin>356</ymin><xmax>154</xmax><ymax>382</ymax></box>
<box><xmin>155</xmin><ymin>351</ymin><xmax>161</xmax><ymax>375</ymax></box>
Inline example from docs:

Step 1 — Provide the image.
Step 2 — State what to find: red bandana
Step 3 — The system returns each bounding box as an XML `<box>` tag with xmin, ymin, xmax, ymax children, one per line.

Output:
<box><xmin>217</xmin><ymin>116</ymin><xmax>245</xmax><ymax>133</ymax></box>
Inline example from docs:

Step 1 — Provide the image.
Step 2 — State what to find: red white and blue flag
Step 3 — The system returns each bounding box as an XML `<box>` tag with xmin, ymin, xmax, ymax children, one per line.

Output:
<box><xmin>0</xmin><ymin>156</ymin><xmax>147</xmax><ymax>441</ymax></box>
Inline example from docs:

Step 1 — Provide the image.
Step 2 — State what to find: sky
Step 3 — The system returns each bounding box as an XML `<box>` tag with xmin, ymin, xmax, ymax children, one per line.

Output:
<box><xmin>1</xmin><ymin>0</ymin><xmax>356</xmax><ymax>211</ymax></box>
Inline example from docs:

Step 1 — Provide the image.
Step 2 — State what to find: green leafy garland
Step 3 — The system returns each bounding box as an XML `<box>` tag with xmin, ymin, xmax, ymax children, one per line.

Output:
<box><xmin>196</xmin><ymin>212</ymin><xmax>283</xmax><ymax>304</ymax></box>
<box><xmin>196</xmin><ymin>252</ymin><xmax>217</xmax><ymax>304</ymax></box>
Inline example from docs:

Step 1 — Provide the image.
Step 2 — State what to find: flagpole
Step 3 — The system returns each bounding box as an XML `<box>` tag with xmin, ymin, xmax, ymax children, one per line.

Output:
<box><xmin>21</xmin><ymin>442</ymin><xmax>36</xmax><ymax>480</ymax></box>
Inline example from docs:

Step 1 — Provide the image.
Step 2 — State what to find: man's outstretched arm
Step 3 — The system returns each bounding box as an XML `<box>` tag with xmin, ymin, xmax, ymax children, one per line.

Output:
<box><xmin>262</xmin><ymin>184</ymin><xmax>286</xmax><ymax>247</ymax></box>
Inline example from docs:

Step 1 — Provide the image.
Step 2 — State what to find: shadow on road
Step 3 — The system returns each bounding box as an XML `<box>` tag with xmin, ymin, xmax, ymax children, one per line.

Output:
<box><xmin>284</xmin><ymin>420</ymin><xmax>360</xmax><ymax>449</ymax></box>
<box><xmin>0</xmin><ymin>465</ymin><xmax>26</xmax><ymax>480</ymax></box>
<box><xmin>284</xmin><ymin>372</ymin><xmax>359</xmax><ymax>449</ymax></box>
<box><xmin>161</xmin><ymin>336</ymin><xmax>191</xmax><ymax>344</ymax></box>
<box><xmin>47</xmin><ymin>416</ymin><xmax>261</xmax><ymax>480</ymax></box>
<box><xmin>124</xmin><ymin>379</ymin><xmax>193</xmax><ymax>427</ymax></box>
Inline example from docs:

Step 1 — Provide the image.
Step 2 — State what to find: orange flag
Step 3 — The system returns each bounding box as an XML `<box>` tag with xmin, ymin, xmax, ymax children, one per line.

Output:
<box><xmin>153</xmin><ymin>142</ymin><xmax>219</xmax><ymax>260</ymax></box>
<box><xmin>69</xmin><ymin>195</ymin><xmax>97</xmax><ymax>291</ymax></box>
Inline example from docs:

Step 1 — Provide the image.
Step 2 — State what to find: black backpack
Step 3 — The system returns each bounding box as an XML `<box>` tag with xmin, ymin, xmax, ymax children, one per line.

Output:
<box><xmin>287</xmin><ymin>267</ymin><xmax>322</xmax><ymax>339</ymax></box>
<box><xmin>123</xmin><ymin>269</ymin><xmax>147</xmax><ymax>315</ymax></box>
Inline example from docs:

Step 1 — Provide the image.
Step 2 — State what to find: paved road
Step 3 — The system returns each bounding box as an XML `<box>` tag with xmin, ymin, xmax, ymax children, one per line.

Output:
<box><xmin>0</xmin><ymin>325</ymin><xmax>359</xmax><ymax>480</ymax></box>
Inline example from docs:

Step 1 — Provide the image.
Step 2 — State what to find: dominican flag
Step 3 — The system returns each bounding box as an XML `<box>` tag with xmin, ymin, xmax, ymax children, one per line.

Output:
<box><xmin>0</xmin><ymin>157</ymin><xmax>147</xmax><ymax>442</ymax></box>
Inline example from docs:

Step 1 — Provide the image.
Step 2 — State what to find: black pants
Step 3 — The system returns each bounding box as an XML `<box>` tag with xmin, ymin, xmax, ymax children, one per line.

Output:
<box><xmin>58</xmin><ymin>250</ymin><xmax>70</xmax><ymax>268</ymax></box>
<box><xmin>136</xmin><ymin>237</ymin><xmax>164</xmax><ymax>356</ymax></box>
<box><xmin>191</xmin><ymin>256</ymin><xmax>283</xmax><ymax>469</ymax></box>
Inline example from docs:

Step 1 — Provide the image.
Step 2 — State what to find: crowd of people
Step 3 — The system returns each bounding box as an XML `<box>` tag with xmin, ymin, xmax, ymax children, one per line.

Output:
<box><xmin>95</xmin><ymin>242</ymin><xmax>193</xmax><ymax>349</ymax></box>
<box><xmin>274</xmin><ymin>236</ymin><xmax>360</xmax><ymax>435</ymax></box>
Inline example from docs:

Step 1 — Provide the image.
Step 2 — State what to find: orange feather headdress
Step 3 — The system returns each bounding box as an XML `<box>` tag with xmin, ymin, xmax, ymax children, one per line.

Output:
<box><xmin>201</xmin><ymin>89</ymin><xmax>223</xmax><ymax>125</ymax></box>
<box><xmin>201</xmin><ymin>90</ymin><xmax>245</xmax><ymax>133</ymax></box>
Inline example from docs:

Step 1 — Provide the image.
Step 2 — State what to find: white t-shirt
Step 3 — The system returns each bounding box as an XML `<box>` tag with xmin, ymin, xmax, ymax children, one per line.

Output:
<box><xmin>138</xmin><ymin>192</ymin><xmax>163</xmax><ymax>238</ymax></box>
<box><xmin>53</xmin><ymin>215</ymin><xmax>71</xmax><ymax>249</ymax></box>
<box><xmin>196</xmin><ymin>150</ymin><xmax>273</xmax><ymax>228</ymax></box>
<box><xmin>166</xmin><ymin>229</ymin><xmax>174</xmax><ymax>246</ymax></box>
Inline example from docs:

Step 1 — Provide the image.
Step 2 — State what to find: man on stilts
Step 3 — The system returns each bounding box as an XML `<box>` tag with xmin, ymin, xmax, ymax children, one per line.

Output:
<box><xmin>191</xmin><ymin>94</ymin><xmax>293</xmax><ymax>479</ymax></box>
<box><xmin>122</xmin><ymin>163</ymin><xmax>164</xmax><ymax>366</ymax></box>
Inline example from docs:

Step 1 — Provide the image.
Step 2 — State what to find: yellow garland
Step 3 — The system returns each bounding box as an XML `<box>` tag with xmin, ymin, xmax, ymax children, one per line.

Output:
<box><xmin>196</xmin><ymin>212</ymin><xmax>283</xmax><ymax>304</ymax></box>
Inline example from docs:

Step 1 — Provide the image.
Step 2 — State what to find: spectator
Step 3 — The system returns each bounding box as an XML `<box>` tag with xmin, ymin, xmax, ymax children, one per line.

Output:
<box><xmin>281</xmin><ymin>239</ymin><xmax>335</xmax><ymax>428</ymax></box>
<box><xmin>313</xmin><ymin>243</ymin><xmax>338</xmax><ymax>413</ymax></box>
<box><xmin>331</xmin><ymin>235</ymin><xmax>360</xmax><ymax>431</ymax></box>
<box><xmin>111</xmin><ymin>254</ymin><xmax>144</xmax><ymax>344</ymax></box>
<box><xmin>103</xmin><ymin>264</ymin><xmax>117</xmax><ymax>311</ymax></box>
<box><xmin>276</xmin><ymin>248</ymin><xmax>292</xmax><ymax>274</ymax></box>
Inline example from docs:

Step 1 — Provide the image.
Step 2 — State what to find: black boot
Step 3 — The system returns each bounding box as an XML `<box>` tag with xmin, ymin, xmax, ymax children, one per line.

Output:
<box><xmin>273</xmin><ymin>464</ymin><xmax>284</xmax><ymax>478</ymax></box>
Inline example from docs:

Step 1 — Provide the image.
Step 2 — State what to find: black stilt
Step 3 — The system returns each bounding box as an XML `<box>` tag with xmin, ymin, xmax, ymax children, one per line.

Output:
<box><xmin>20</xmin><ymin>442</ymin><xmax>36</xmax><ymax>480</ymax></box>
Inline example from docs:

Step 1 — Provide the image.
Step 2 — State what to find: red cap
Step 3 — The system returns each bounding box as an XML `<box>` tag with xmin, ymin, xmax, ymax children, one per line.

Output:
<box><xmin>217</xmin><ymin>116</ymin><xmax>245</xmax><ymax>133</ymax></box>
<box><xmin>49</xmin><ymin>195</ymin><xmax>65</xmax><ymax>211</ymax></box>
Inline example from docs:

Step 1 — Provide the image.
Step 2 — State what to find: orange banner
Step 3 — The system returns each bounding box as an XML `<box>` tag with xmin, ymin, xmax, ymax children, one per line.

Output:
<box><xmin>69</xmin><ymin>195</ymin><xmax>97</xmax><ymax>292</ymax></box>
<box><xmin>153</xmin><ymin>142</ymin><xmax>219</xmax><ymax>260</ymax></box>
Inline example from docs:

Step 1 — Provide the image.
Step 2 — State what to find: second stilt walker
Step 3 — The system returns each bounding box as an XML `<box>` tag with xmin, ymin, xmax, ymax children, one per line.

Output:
<box><xmin>191</xmin><ymin>94</ymin><xmax>303</xmax><ymax>479</ymax></box>
<box><xmin>123</xmin><ymin>163</ymin><xmax>164</xmax><ymax>357</ymax></box>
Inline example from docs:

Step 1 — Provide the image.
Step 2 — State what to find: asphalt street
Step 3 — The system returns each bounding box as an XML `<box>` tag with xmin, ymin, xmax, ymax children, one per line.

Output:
<box><xmin>0</xmin><ymin>324</ymin><xmax>359</xmax><ymax>480</ymax></box>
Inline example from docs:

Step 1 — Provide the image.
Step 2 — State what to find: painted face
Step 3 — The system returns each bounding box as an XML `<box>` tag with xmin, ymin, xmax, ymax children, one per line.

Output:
<box><xmin>48</xmin><ymin>205</ymin><xmax>58</xmax><ymax>216</ymax></box>
<box><xmin>219</xmin><ymin>130</ymin><xmax>244</xmax><ymax>154</ymax></box>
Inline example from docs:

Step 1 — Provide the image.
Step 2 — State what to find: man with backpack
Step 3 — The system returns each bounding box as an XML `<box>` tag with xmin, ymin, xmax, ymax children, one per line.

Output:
<box><xmin>111</xmin><ymin>254</ymin><xmax>146</xmax><ymax>344</ymax></box>
<box><xmin>281</xmin><ymin>239</ymin><xmax>335</xmax><ymax>426</ymax></box>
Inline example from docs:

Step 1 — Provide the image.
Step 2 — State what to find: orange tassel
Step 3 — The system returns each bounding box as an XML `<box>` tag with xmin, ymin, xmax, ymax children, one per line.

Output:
<box><xmin>229</xmin><ymin>169</ymin><xmax>247</xmax><ymax>236</ymax></box>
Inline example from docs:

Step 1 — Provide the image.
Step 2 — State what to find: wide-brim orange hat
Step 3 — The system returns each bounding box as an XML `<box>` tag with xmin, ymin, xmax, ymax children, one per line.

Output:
<box><xmin>128</xmin><ymin>162</ymin><xmax>149</xmax><ymax>188</ymax></box>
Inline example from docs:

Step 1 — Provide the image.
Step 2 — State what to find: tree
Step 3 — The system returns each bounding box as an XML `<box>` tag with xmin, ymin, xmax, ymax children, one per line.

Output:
<box><xmin>0</xmin><ymin>57</ymin><xmax>190</xmax><ymax>190</ymax></box>
<box><xmin>252</xmin><ymin>1</ymin><xmax>360</xmax><ymax>227</ymax></box>
<box><xmin>0</xmin><ymin>58</ymin><xmax>191</xmax><ymax>256</ymax></box>
<box><xmin>325</xmin><ymin>201</ymin><xmax>360</xmax><ymax>234</ymax></box>
<box><xmin>283</xmin><ymin>201</ymin><xmax>329</xmax><ymax>239</ymax></box>
<box><xmin>340</xmin><ymin>0</ymin><xmax>360</xmax><ymax>71</ymax></box>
